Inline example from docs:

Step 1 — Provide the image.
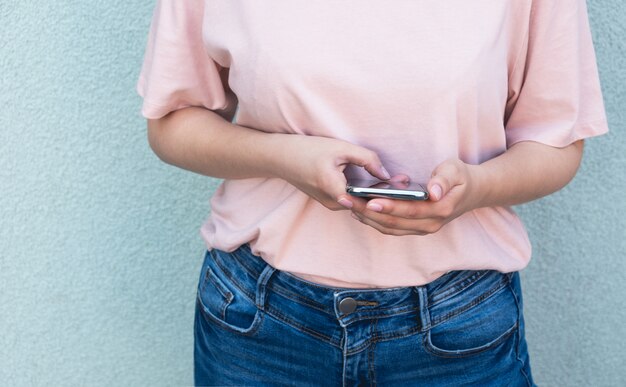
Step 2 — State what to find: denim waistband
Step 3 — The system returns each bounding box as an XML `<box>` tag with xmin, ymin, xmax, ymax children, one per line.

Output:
<box><xmin>207</xmin><ymin>244</ymin><xmax>513</xmax><ymax>351</ymax></box>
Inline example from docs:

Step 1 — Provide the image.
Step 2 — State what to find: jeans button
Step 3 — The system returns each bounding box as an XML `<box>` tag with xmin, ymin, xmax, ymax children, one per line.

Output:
<box><xmin>339</xmin><ymin>297</ymin><xmax>357</xmax><ymax>315</ymax></box>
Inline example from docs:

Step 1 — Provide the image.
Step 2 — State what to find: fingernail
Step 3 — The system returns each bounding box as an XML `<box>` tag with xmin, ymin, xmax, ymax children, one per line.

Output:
<box><xmin>337</xmin><ymin>198</ymin><xmax>353</xmax><ymax>209</ymax></box>
<box><xmin>367</xmin><ymin>202</ymin><xmax>383</xmax><ymax>212</ymax></box>
<box><xmin>431</xmin><ymin>184</ymin><xmax>442</xmax><ymax>201</ymax></box>
<box><xmin>380</xmin><ymin>166</ymin><xmax>391</xmax><ymax>180</ymax></box>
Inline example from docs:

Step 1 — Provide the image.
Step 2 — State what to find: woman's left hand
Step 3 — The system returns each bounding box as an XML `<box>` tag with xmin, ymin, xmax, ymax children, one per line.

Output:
<box><xmin>341</xmin><ymin>159</ymin><xmax>485</xmax><ymax>236</ymax></box>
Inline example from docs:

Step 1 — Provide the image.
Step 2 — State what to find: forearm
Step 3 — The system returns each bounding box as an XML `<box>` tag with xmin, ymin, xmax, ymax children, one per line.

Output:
<box><xmin>147</xmin><ymin>106</ymin><xmax>287</xmax><ymax>180</ymax></box>
<box><xmin>471</xmin><ymin>140</ymin><xmax>585</xmax><ymax>208</ymax></box>
<box><xmin>146</xmin><ymin>106</ymin><xmax>392</xmax><ymax>211</ymax></box>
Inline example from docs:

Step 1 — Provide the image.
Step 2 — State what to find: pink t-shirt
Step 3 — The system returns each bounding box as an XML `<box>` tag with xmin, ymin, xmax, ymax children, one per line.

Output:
<box><xmin>137</xmin><ymin>0</ymin><xmax>608</xmax><ymax>288</ymax></box>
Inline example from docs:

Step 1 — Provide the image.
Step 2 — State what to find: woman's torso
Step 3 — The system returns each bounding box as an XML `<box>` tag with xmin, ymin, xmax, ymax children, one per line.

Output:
<box><xmin>201</xmin><ymin>0</ymin><xmax>534</xmax><ymax>287</ymax></box>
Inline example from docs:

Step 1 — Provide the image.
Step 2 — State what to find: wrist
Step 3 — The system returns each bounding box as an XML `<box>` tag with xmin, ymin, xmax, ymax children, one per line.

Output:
<box><xmin>466</xmin><ymin>163</ymin><xmax>492</xmax><ymax>210</ymax></box>
<box><xmin>256</xmin><ymin>132</ymin><xmax>300</xmax><ymax>180</ymax></box>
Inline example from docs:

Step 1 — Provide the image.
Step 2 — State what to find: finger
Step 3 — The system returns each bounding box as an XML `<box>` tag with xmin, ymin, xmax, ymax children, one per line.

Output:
<box><xmin>321</xmin><ymin>171</ymin><xmax>364</xmax><ymax>210</ymax></box>
<box><xmin>427</xmin><ymin>160</ymin><xmax>464</xmax><ymax>201</ymax></box>
<box><xmin>343</xmin><ymin>147</ymin><xmax>391</xmax><ymax>181</ymax></box>
<box><xmin>336</xmin><ymin>194</ymin><xmax>368</xmax><ymax>210</ymax></box>
<box><xmin>362</xmin><ymin>198</ymin><xmax>437</xmax><ymax>221</ymax></box>
<box><xmin>387</xmin><ymin>176</ymin><xmax>410</xmax><ymax>189</ymax></box>
<box><xmin>347</xmin><ymin>194</ymin><xmax>371</xmax><ymax>213</ymax></box>
<box><xmin>324</xmin><ymin>170</ymin><xmax>350</xmax><ymax>198</ymax></box>
<box><xmin>389</xmin><ymin>174</ymin><xmax>410</xmax><ymax>184</ymax></box>
<box><xmin>350</xmin><ymin>212</ymin><xmax>429</xmax><ymax>236</ymax></box>
<box><xmin>350</xmin><ymin>201</ymin><xmax>421</xmax><ymax>226</ymax></box>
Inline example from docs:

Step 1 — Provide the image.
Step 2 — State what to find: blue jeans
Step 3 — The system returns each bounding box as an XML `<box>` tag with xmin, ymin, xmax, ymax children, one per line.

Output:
<box><xmin>194</xmin><ymin>244</ymin><xmax>535</xmax><ymax>386</ymax></box>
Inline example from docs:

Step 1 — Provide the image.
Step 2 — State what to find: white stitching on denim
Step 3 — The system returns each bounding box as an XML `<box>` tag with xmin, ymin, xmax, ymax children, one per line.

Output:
<box><xmin>507</xmin><ymin>275</ymin><xmax>534</xmax><ymax>386</ymax></box>
<box><xmin>428</xmin><ymin>270</ymin><xmax>489</xmax><ymax>307</ymax></box>
<box><xmin>342</xmin><ymin>325</ymin><xmax>348</xmax><ymax>387</ymax></box>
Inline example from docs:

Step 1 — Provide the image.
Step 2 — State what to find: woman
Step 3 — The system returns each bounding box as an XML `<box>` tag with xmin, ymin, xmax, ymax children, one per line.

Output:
<box><xmin>137</xmin><ymin>0</ymin><xmax>608</xmax><ymax>385</ymax></box>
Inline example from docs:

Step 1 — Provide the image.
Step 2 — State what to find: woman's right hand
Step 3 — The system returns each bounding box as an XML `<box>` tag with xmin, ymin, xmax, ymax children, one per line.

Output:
<box><xmin>147</xmin><ymin>107</ymin><xmax>398</xmax><ymax>211</ymax></box>
<box><xmin>268</xmin><ymin>134</ymin><xmax>392</xmax><ymax>211</ymax></box>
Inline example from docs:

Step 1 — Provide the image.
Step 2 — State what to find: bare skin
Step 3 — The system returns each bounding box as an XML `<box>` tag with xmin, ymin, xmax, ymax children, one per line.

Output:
<box><xmin>147</xmin><ymin>102</ymin><xmax>584</xmax><ymax>236</ymax></box>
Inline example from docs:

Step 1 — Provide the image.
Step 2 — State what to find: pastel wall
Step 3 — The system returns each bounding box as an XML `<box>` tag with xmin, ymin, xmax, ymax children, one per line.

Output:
<box><xmin>1</xmin><ymin>1</ymin><xmax>624</xmax><ymax>385</ymax></box>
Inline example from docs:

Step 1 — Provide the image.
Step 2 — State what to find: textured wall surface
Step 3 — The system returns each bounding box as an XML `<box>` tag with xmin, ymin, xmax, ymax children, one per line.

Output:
<box><xmin>1</xmin><ymin>1</ymin><xmax>624</xmax><ymax>386</ymax></box>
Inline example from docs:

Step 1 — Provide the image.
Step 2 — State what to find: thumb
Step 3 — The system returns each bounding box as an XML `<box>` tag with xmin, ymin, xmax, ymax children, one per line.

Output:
<box><xmin>427</xmin><ymin>160</ymin><xmax>464</xmax><ymax>201</ymax></box>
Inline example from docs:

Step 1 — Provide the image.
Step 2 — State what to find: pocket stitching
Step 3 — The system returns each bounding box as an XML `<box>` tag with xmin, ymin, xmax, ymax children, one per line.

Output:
<box><xmin>211</xmin><ymin>249</ymin><xmax>256</xmax><ymax>303</ymax></box>
<box><xmin>203</xmin><ymin>268</ymin><xmax>234</xmax><ymax>320</ymax></box>
<box><xmin>423</xmin><ymin>320</ymin><xmax>518</xmax><ymax>359</ymax></box>
<box><xmin>422</xmin><ymin>277</ymin><xmax>519</xmax><ymax>358</ymax></box>
<box><xmin>430</xmin><ymin>274</ymin><xmax>510</xmax><ymax>328</ymax></box>
<box><xmin>196</xmin><ymin>294</ymin><xmax>264</xmax><ymax>337</ymax></box>
<box><xmin>428</xmin><ymin>270</ymin><xmax>488</xmax><ymax>307</ymax></box>
<box><xmin>197</xmin><ymin>258</ymin><xmax>262</xmax><ymax>336</ymax></box>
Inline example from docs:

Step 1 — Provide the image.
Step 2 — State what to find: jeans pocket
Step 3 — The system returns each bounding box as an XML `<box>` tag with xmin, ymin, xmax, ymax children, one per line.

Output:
<box><xmin>196</xmin><ymin>250</ymin><xmax>263</xmax><ymax>335</ymax></box>
<box><xmin>423</xmin><ymin>273</ymin><xmax>519</xmax><ymax>358</ymax></box>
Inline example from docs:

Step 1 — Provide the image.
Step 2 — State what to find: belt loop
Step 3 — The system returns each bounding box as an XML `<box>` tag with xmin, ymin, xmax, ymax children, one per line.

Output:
<box><xmin>415</xmin><ymin>286</ymin><xmax>431</xmax><ymax>332</ymax></box>
<box><xmin>255</xmin><ymin>264</ymin><xmax>276</xmax><ymax>311</ymax></box>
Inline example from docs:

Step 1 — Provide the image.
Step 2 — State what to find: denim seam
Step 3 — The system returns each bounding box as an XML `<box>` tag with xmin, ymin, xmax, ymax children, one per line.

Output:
<box><xmin>429</xmin><ymin>275</ymin><xmax>510</xmax><ymax>327</ymax></box>
<box><xmin>346</xmin><ymin>340</ymin><xmax>372</xmax><ymax>356</ymax></box>
<box><xmin>346</xmin><ymin>326</ymin><xmax>422</xmax><ymax>356</ymax></box>
<box><xmin>229</xmin><ymin>247</ymin><xmax>262</xmax><ymax>277</ymax></box>
<box><xmin>368</xmin><ymin>319</ymin><xmax>378</xmax><ymax>386</ymax></box>
<box><xmin>206</xmin><ymin>269</ymin><xmax>231</xmax><ymax>299</ymax></box>
<box><xmin>334</xmin><ymin>287</ymin><xmax>414</xmax><ymax>301</ymax></box>
<box><xmin>507</xmin><ymin>279</ymin><xmax>533</xmax><ymax>387</ymax></box>
<box><xmin>426</xmin><ymin>270</ymin><xmax>486</xmax><ymax>303</ymax></box>
<box><xmin>265</xmin><ymin>306</ymin><xmax>339</xmax><ymax>347</ymax></box>
<box><xmin>212</xmin><ymin>251</ymin><xmax>257</xmax><ymax>303</ymax></box>
<box><xmin>269</xmin><ymin>284</ymin><xmax>332</xmax><ymax>314</ymax></box>
<box><xmin>341</xmin><ymin>307</ymin><xmax>420</xmax><ymax>326</ymax></box>
<box><xmin>430</xmin><ymin>281</ymin><xmax>504</xmax><ymax>327</ymax></box>
<box><xmin>342</xmin><ymin>325</ymin><xmax>348</xmax><ymax>387</ymax></box>
<box><xmin>371</xmin><ymin>325</ymin><xmax>422</xmax><ymax>344</ymax></box>
<box><xmin>347</xmin><ymin>303</ymin><xmax>419</xmax><ymax>314</ymax></box>
<box><xmin>428</xmin><ymin>270</ymin><xmax>489</xmax><ymax>307</ymax></box>
<box><xmin>195</xmin><ymin>297</ymin><xmax>263</xmax><ymax>337</ymax></box>
<box><xmin>205</xmin><ymin>270</ymin><xmax>234</xmax><ymax>320</ymax></box>
<box><xmin>200</xmin><ymin>266</ymin><xmax>211</xmax><ymax>292</ymax></box>
<box><xmin>421</xmin><ymin>320</ymin><xmax>518</xmax><ymax>359</ymax></box>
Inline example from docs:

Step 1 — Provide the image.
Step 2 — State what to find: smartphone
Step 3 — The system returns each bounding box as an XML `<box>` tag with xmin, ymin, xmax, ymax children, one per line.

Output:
<box><xmin>346</xmin><ymin>179</ymin><xmax>429</xmax><ymax>201</ymax></box>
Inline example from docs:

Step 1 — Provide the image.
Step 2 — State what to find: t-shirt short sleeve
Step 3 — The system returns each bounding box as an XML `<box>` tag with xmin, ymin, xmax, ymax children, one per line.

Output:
<box><xmin>504</xmin><ymin>0</ymin><xmax>609</xmax><ymax>148</ymax></box>
<box><xmin>136</xmin><ymin>0</ymin><xmax>228</xmax><ymax>119</ymax></box>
